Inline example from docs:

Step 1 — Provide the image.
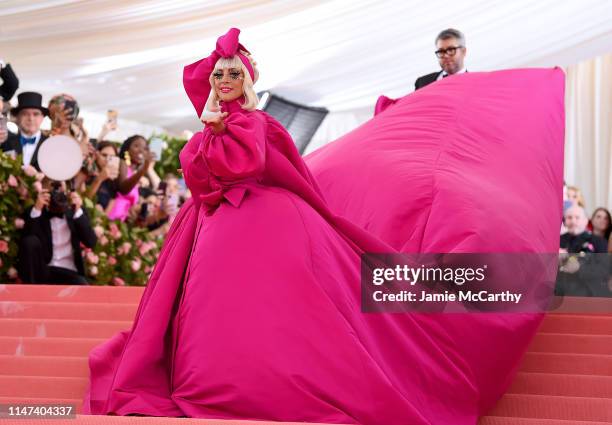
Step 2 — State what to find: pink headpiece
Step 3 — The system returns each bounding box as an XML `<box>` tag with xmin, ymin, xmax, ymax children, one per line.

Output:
<box><xmin>183</xmin><ymin>28</ymin><xmax>255</xmax><ymax>118</ymax></box>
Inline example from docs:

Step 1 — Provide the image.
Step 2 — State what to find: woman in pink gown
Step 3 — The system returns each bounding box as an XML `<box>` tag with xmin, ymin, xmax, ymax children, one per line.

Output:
<box><xmin>85</xmin><ymin>28</ymin><xmax>564</xmax><ymax>424</ymax></box>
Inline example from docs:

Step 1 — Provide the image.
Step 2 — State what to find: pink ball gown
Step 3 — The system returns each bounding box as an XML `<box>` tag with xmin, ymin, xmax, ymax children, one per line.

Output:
<box><xmin>84</xmin><ymin>66</ymin><xmax>564</xmax><ymax>424</ymax></box>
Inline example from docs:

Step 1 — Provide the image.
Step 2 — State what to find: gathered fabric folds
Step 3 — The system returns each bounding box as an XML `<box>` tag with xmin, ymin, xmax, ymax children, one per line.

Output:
<box><xmin>85</xmin><ymin>68</ymin><xmax>565</xmax><ymax>424</ymax></box>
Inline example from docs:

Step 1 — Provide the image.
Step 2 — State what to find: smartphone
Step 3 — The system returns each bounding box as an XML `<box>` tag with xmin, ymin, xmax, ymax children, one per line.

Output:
<box><xmin>149</xmin><ymin>138</ymin><xmax>164</xmax><ymax>160</ymax></box>
<box><xmin>107</xmin><ymin>110</ymin><xmax>118</xmax><ymax>130</ymax></box>
<box><xmin>157</xmin><ymin>181</ymin><xmax>167</xmax><ymax>196</ymax></box>
<box><xmin>63</xmin><ymin>99</ymin><xmax>79</xmax><ymax>121</ymax></box>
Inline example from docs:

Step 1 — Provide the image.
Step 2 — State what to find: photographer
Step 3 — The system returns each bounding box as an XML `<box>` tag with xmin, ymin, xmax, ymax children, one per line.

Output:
<box><xmin>85</xmin><ymin>141</ymin><xmax>120</xmax><ymax>212</ymax></box>
<box><xmin>18</xmin><ymin>179</ymin><xmax>97</xmax><ymax>285</ymax></box>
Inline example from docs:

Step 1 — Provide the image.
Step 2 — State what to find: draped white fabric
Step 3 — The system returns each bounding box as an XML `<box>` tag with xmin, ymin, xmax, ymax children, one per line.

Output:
<box><xmin>564</xmin><ymin>53</ymin><xmax>612</xmax><ymax>212</ymax></box>
<box><xmin>2</xmin><ymin>0</ymin><xmax>611</xmax><ymax>136</ymax></box>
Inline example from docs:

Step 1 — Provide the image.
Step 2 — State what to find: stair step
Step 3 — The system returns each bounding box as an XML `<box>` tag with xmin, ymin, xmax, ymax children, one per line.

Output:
<box><xmin>0</xmin><ymin>355</ymin><xmax>88</xmax><ymax>377</ymax></box>
<box><xmin>540</xmin><ymin>314</ymin><xmax>612</xmax><ymax>335</ymax></box>
<box><xmin>509</xmin><ymin>372</ymin><xmax>612</xmax><ymax>397</ymax></box>
<box><xmin>0</xmin><ymin>301</ymin><xmax>138</xmax><ymax>321</ymax></box>
<box><xmin>0</xmin><ymin>284</ymin><xmax>144</xmax><ymax>304</ymax></box>
<box><xmin>0</xmin><ymin>396</ymin><xmax>82</xmax><ymax>412</ymax></box>
<box><xmin>528</xmin><ymin>333</ymin><xmax>612</xmax><ymax>355</ymax></box>
<box><xmin>487</xmin><ymin>394</ymin><xmax>612</xmax><ymax>421</ymax></box>
<box><xmin>0</xmin><ymin>336</ymin><xmax>105</xmax><ymax>357</ymax></box>
<box><xmin>480</xmin><ymin>417</ymin><xmax>612</xmax><ymax>425</ymax></box>
<box><xmin>0</xmin><ymin>318</ymin><xmax>131</xmax><ymax>338</ymax></box>
<box><xmin>520</xmin><ymin>352</ymin><xmax>612</xmax><ymax>375</ymax></box>
<box><xmin>0</xmin><ymin>375</ymin><xmax>88</xmax><ymax>399</ymax></box>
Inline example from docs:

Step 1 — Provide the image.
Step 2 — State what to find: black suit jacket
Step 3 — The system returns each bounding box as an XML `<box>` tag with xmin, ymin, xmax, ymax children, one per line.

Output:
<box><xmin>22</xmin><ymin>206</ymin><xmax>97</xmax><ymax>275</ymax></box>
<box><xmin>414</xmin><ymin>71</ymin><xmax>443</xmax><ymax>90</ymax></box>
<box><xmin>2</xmin><ymin>131</ymin><xmax>49</xmax><ymax>171</ymax></box>
<box><xmin>0</xmin><ymin>64</ymin><xmax>19</xmax><ymax>101</ymax></box>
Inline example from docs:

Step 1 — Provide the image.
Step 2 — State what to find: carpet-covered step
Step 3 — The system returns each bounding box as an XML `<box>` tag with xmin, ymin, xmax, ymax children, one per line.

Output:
<box><xmin>0</xmin><ymin>284</ymin><xmax>144</xmax><ymax>304</ymax></box>
<box><xmin>520</xmin><ymin>352</ymin><xmax>612</xmax><ymax>375</ymax></box>
<box><xmin>539</xmin><ymin>314</ymin><xmax>612</xmax><ymax>335</ymax></box>
<box><xmin>0</xmin><ymin>355</ymin><xmax>88</xmax><ymax>377</ymax></box>
<box><xmin>528</xmin><ymin>332</ymin><xmax>612</xmax><ymax>355</ymax></box>
<box><xmin>0</xmin><ymin>301</ymin><xmax>138</xmax><ymax>321</ymax></box>
<box><xmin>508</xmin><ymin>372</ymin><xmax>612</xmax><ymax>397</ymax></box>
<box><xmin>0</xmin><ymin>336</ymin><xmax>105</xmax><ymax>357</ymax></box>
<box><xmin>0</xmin><ymin>396</ymin><xmax>82</xmax><ymax>413</ymax></box>
<box><xmin>486</xmin><ymin>393</ymin><xmax>612</xmax><ymax>422</ymax></box>
<box><xmin>480</xmin><ymin>417</ymin><xmax>612</xmax><ymax>425</ymax></box>
<box><xmin>0</xmin><ymin>375</ymin><xmax>88</xmax><ymax>398</ymax></box>
<box><xmin>0</xmin><ymin>318</ymin><xmax>132</xmax><ymax>338</ymax></box>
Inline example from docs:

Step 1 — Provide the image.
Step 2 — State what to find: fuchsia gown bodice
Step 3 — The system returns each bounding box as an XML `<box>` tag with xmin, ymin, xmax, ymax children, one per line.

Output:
<box><xmin>85</xmin><ymin>68</ymin><xmax>565</xmax><ymax>425</ymax></box>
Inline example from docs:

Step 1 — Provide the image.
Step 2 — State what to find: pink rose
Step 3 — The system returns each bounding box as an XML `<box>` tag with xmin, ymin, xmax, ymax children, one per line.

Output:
<box><xmin>144</xmin><ymin>265</ymin><xmax>152</xmax><ymax>274</ymax></box>
<box><xmin>109</xmin><ymin>223</ymin><xmax>121</xmax><ymax>240</ymax></box>
<box><xmin>14</xmin><ymin>218</ymin><xmax>25</xmax><ymax>229</ymax></box>
<box><xmin>131</xmin><ymin>258</ymin><xmax>141</xmax><ymax>272</ymax></box>
<box><xmin>33</xmin><ymin>181</ymin><xmax>43</xmax><ymax>193</ymax></box>
<box><xmin>93</xmin><ymin>225</ymin><xmax>105</xmax><ymax>238</ymax></box>
<box><xmin>139</xmin><ymin>241</ymin><xmax>155</xmax><ymax>255</ymax></box>
<box><xmin>99</xmin><ymin>236</ymin><xmax>109</xmax><ymax>246</ymax></box>
<box><xmin>0</xmin><ymin>240</ymin><xmax>8</xmax><ymax>254</ymax></box>
<box><xmin>7</xmin><ymin>267</ymin><xmax>18</xmax><ymax>279</ymax></box>
<box><xmin>121</xmin><ymin>242</ymin><xmax>132</xmax><ymax>253</ymax></box>
<box><xmin>85</xmin><ymin>251</ymin><xmax>99</xmax><ymax>265</ymax></box>
<box><xmin>22</xmin><ymin>165</ymin><xmax>37</xmax><ymax>177</ymax></box>
<box><xmin>108</xmin><ymin>256</ymin><xmax>117</xmax><ymax>266</ymax></box>
<box><xmin>35</xmin><ymin>172</ymin><xmax>45</xmax><ymax>181</ymax></box>
<box><xmin>7</xmin><ymin>175</ymin><xmax>18</xmax><ymax>188</ymax></box>
<box><xmin>113</xmin><ymin>277</ymin><xmax>125</xmax><ymax>286</ymax></box>
<box><xmin>89</xmin><ymin>266</ymin><xmax>98</xmax><ymax>276</ymax></box>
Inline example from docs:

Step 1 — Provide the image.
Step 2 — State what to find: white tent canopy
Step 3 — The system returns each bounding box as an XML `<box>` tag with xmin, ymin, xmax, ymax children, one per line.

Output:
<box><xmin>2</xmin><ymin>0</ymin><xmax>612</xmax><ymax>136</ymax></box>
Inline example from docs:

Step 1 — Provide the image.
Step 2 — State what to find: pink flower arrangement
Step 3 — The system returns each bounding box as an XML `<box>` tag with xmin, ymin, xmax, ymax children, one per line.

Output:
<box><xmin>113</xmin><ymin>277</ymin><xmax>126</xmax><ymax>286</ymax></box>
<box><xmin>139</xmin><ymin>241</ymin><xmax>156</xmax><ymax>255</ymax></box>
<box><xmin>89</xmin><ymin>266</ymin><xmax>98</xmax><ymax>276</ymax></box>
<box><xmin>99</xmin><ymin>235</ymin><xmax>109</xmax><ymax>246</ymax></box>
<box><xmin>7</xmin><ymin>175</ymin><xmax>18</xmax><ymax>188</ymax></box>
<box><xmin>0</xmin><ymin>240</ymin><xmax>9</xmax><ymax>254</ymax></box>
<box><xmin>108</xmin><ymin>256</ymin><xmax>117</xmax><ymax>266</ymax></box>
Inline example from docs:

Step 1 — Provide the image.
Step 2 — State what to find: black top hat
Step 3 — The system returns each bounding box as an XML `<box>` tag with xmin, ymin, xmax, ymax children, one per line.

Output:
<box><xmin>11</xmin><ymin>92</ymin><xmax>49</xmax><ymax>116</ymax></box>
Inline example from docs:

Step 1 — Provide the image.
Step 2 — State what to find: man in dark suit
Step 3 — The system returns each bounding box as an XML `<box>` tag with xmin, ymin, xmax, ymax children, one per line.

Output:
<box><xmin>415</xmin><ymin>28</ymin><xmax>468</xmax><ymax>90</ymax></box>
<box><xmin>19</xmin><ymin>179</ymin><xmax>97</xmax><ymax>284</ymax></box>
<box><xmin>1</xmin><ymin>91</ymin><xmax>49</xmax><ymax>170</ymax></box>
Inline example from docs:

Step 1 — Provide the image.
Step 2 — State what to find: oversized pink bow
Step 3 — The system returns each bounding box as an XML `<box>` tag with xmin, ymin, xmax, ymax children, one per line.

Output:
<box><xmin>183</xmin><ymin>28</ymin><xmax>255</xmax><ymax>117</ymax></box>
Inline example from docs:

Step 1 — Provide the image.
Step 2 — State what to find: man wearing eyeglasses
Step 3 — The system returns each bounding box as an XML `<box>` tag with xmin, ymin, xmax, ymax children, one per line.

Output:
<box><xmin>415</xmin><ymin>28</ymin><xmax>467</xmax><ymax>90</ymax></box>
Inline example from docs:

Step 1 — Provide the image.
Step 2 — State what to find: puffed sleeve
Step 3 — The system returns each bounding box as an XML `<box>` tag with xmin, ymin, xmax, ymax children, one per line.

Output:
<box><xmin>200</xmin><ymin>113</ymin><xmax>266</xmax><ymax>180</ymax></box>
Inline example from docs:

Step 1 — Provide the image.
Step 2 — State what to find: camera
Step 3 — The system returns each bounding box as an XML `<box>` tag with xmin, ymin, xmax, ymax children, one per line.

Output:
<box><xmin>48</xmin><ymin>181</ymin><xmax>70</xmax><ymax>214</ymax></box>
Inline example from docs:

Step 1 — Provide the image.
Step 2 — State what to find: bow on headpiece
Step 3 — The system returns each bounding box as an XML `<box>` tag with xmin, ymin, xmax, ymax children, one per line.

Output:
<box><xmin>183</xmin><ymin>28</ymin><xmax>255</xmax><ymax>118</ymax></box>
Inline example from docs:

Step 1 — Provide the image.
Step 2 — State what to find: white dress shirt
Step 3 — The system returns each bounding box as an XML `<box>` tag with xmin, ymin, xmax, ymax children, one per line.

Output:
<box><xmin>30</xmin><ymin>207</ymin><xmax>83</xmax><ymax>271</ymax></box>
<box><xmin>21</xmin><ymin>131</ymin><xmax>42</xmax><ymax>166</ymax></box>
<box><xmin>437</xmin><ymin>67</ymin><xmax>467</xmax><ymax>81</ymax></box>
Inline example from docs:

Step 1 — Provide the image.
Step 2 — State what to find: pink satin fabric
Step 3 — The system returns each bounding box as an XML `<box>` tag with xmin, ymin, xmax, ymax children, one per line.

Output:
<box><xmin>107</xmin><ymin>167</ymin><xmax>138</xmax><ymax>222</ymax></box>
<box><xmin>84</xmin><ymin>68</ymin><xmax>564</xmax><ymax>424</ymax></box>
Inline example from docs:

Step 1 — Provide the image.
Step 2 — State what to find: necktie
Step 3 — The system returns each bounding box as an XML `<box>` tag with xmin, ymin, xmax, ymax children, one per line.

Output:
<box><xmin>442</xmin><ymin>73</ymin><xmax>449</xmax><ymax>78</ymax></box>
<box><xmin>19</xmin><ymin>135</ymin><xmax>37</xmax><ymax>146</ymax></box>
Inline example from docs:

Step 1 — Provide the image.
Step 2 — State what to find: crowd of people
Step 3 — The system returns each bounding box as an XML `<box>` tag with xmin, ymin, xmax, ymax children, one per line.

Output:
<box><xmin>1</xmin><ymin>61</ymin><xmax>188</xmax><ymax>285</ymax></box>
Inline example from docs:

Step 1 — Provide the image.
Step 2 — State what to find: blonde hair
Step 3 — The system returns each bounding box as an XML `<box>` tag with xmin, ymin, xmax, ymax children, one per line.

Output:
<box><xmin>567</xmin><ymin>185</ymin><xmax>586</xmax><ymax>208</ymax></box>
<box><xmin>204</xmin><ymin>55</ymin><xmax>258</xmax><ymax>114</ymax></box>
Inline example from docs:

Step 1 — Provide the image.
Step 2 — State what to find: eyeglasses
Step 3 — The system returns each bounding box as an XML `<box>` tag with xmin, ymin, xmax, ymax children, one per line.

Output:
<box><xmin>212</xmin><ymin>69</ymin><xmax>244</xmax><ymax>81</ymax></box>
<box><xmin>435</xmin><ymin>46</ymin><xmax>463</xmax><ymax>58</ymax></box>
